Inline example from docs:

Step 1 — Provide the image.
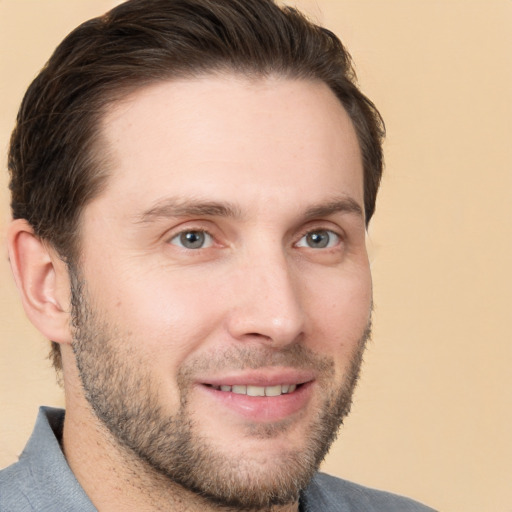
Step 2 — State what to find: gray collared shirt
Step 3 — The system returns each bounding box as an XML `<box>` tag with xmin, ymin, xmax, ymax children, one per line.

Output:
<box><xmin>0</xmin><ymin>407</ymin><xmax>436</xmax><ymax>511</ymax></box>
<box><xmin>0</xmin><ymin>407</ymin><xmax>94</xmax><ymax>511</ymax></box>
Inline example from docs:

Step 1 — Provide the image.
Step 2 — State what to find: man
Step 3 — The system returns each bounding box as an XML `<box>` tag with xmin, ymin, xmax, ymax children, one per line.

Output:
<box><xmin>0</xmin><ymin>1</ymin><xmax>435</xmax><ymax>511</ymax></box>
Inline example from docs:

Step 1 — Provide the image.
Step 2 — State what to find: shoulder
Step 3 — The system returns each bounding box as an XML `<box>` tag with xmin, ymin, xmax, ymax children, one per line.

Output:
<box><xmin>303</xmin><ymin>472</ymin><xmax>437</xmax><ymax>512</ymax></box>
<box><xmin>0</xmin><ymin>406</ymin><xmax>64</xmax><ymax>511</ymax></box>
<box><xmin>0</xmin><ymin>458</ymin><xmax>36</xmax><ymax>511</ymax></box>
<box><xmin>0</xmin><ymin>407</ymin><xmax>96</xmax><ymax>512</ymax></box>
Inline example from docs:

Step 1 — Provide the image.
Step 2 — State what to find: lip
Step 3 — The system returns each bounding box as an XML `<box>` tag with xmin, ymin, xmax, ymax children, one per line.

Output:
<box><xmin>200</xmin><ymin>368</ymin><xmax>316</xmax><ymax>388</ymax></box>
<box><xmin>196</xmin><ymin>368</ymin><xmax>316</xmax><ymax>422</ymax></box>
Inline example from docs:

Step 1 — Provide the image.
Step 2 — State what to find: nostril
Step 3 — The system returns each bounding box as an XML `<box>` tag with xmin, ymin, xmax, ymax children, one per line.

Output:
<box><xmin>226</xmin><ymin>304</ymin><xmax>305</xmax><ymax>348</ymax></box>
<box><xmin>247</xmin><ymin>333</ymin><xmax>272</xmax><ymax>341</ymax></box>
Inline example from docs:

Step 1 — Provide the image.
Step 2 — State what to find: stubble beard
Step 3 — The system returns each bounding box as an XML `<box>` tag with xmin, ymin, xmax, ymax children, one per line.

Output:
<box><xmin>69</xmin><ymin>271</ymin><xmax>370</xmax><ymax>511</ymax></box>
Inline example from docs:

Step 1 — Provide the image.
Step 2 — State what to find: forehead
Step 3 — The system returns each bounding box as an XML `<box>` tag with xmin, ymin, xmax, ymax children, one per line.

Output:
<box><xmin>95</xmin><ymin>74</ymin><xmax>363</xmax><ymax>216</ymax></box>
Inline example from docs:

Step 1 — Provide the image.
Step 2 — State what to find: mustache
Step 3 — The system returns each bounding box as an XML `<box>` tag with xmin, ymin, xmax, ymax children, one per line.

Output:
<box><xmin>178</xmin><ymin>343</ymin><xmax>335</xmax><ymax>380</ymax></box>
<box><xmin>178</xmin><ymin>320</ymin><xmax>372</xmax><ymax>382</ymax></box>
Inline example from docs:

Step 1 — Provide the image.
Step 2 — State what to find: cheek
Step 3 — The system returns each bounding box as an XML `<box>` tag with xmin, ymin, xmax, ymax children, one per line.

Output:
<box><xmin>305</xmin><ymin>265</ymin><xmax>372</xmax><ymax>356</ymax></box>
<box><xmin>89</xmin><ymin>268</ymin><xmax>226</xmax><ymax>364</ymax></box>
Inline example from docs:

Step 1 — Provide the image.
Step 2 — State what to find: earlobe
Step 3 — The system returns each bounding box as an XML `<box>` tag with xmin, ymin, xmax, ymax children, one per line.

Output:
<box><xmin>7</xmin><ymin>219</ymin><xmax>72</xmax><ymax>345</ymax></box>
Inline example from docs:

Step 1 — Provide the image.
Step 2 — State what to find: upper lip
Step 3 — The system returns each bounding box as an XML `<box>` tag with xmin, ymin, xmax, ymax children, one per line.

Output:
<box><xmin>199</xmin><ymin>368</ymin><xmax>316</xmax><ymax>387</ymax></box>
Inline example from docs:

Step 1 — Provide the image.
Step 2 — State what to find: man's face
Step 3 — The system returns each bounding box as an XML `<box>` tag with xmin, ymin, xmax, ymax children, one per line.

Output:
<box><xmin>71</xmin><ymin>75</ymin><xmax>372</xmax><ymax>509</ymax></box>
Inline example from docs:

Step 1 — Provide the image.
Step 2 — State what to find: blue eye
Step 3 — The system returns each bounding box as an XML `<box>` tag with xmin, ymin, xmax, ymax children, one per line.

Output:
<box><xmin>170</xmin><ymin>230</ymin><xmax>213</xmax><ymax>249</ymax></box>
<box><xmin>296</xmin><ymin>230</ymin><xmax>340</xmax><ymax>249</ymax></box>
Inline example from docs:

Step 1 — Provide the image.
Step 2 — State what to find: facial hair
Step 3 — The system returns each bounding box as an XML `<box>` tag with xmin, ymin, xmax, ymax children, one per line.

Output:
<box><xmin>70</xmin><ymin>270</ymin><xmax>370</xmax><ymax>511</ymax></box>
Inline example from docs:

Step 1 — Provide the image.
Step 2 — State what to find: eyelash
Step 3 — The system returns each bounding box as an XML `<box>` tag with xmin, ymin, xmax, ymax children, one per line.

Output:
<box><xmin>169</xmin><ymin>229</ymin><xmax>214</xmax><ymax>249</ymax></box>
<box><xmin>295</xmin><ymin>228</ymin><xmax>342</xmax><ymax>249</ymax></box>
<box><xmin>168</xmin><ymin>226</ymin><xmax>343</xmax><ymax>251</ymax></box>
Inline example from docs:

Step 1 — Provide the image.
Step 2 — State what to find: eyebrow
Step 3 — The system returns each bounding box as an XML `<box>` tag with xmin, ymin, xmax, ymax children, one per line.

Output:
<box><xmin>135</xmin><ymin>197</ymin><xmax>243</xmax><ymax>224</ymax></box>
<box><xmin>303</xmin><ymin>196</ymin><xmax>364</xmax><ymax>221</ymax></box>
<box><xmin>134</xmin><ymin>195</ymin><xmax>363</xmax><ymax>224</ymax></box>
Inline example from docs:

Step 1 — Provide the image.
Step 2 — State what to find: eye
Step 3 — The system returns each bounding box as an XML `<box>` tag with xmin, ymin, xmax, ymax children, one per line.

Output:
<box><xmin>169</xmin><ymin>230</ymin><xmax>213</xmax><ymax>249</ymax></box>
<box><xmin>296</xmin><ymin>229</ymin><xmax>340</xmax><ymax>249</ymax></box>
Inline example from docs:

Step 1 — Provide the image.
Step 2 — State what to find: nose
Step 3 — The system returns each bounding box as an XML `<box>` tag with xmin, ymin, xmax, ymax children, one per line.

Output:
<box><xmin>225</xmin><ymin>250</ymin><xmax>305</xmax><ymax>347</ymax></box>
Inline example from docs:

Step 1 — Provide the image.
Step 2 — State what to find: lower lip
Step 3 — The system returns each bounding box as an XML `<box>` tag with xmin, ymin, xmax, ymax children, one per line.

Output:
<box><xmin>197</xmin><ymin>382</ymin><xmax>314</xmax><ymax>423</ymax></box>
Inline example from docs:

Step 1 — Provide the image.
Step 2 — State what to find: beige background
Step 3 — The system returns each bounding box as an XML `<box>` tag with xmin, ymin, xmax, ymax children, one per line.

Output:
<box><xmin>1</xmin><ymin>1</ymin><xmax>511</xmax><ymax>511</ymax></box>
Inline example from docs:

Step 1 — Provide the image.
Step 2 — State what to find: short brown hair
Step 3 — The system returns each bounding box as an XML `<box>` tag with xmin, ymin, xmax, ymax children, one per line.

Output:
<box><xmin>8</xmin><ymin>0</ymin><xmax>385</xmax><ymax>370</ymax></box>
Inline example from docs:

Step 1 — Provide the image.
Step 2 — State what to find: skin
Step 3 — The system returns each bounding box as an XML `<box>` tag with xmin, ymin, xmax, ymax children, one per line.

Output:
<box><xmin>9</xmin><ymin>75</ymin><xmax>372</xmax><ymax>511</ymax></box>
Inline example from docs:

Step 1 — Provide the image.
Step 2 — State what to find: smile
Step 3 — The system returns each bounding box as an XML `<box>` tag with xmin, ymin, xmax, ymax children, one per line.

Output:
<box><xmin>207</xmin><ymin>384</ymin><xmax>298</xmax><ymax>396</ymax></box>
<box><xmin>200</xmin><ymin>380</ymin><xmax>314</xmax><ymax>421</ymax></box>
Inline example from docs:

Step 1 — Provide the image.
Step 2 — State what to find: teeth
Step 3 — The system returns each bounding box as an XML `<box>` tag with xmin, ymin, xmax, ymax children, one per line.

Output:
<box><xmin>247</xmin><ymin>385</ymin><xmax>265</xmax><ymax>396</ymax></box>
<box><xmin>264</xmin><ymin>385</ymin><xmax>282</xmax><ymax>397</ymax></box>
<box><xmin>212</xmin><ymin>384</ymin><xmax>298</xmax><ymax>396</ymax></box>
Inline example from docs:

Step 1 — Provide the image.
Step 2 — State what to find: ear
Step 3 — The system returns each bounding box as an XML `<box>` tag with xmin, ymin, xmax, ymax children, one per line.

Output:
<box><xmin>7</xmin><ymin>219</ymin><xmax>72</xmax><ymax>345</ymax></box>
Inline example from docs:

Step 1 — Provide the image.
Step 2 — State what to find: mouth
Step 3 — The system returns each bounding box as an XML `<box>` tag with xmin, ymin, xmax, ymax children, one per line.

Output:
<box><xmin>198</xmin><ymin>378</ymin><xmax>313</xmax><ymax>422</ymax></box>
<box><xmin>205</xmin><ymin>383</ymin><xmax>299</xmax><ymax>397</ymax></box>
